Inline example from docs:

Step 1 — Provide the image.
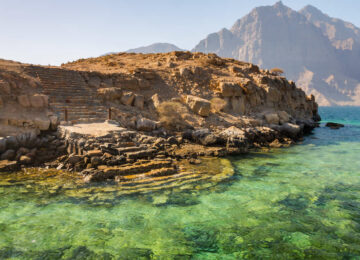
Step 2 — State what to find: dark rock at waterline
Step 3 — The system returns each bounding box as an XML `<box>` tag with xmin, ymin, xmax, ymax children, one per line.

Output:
<box><xmin>325</xmin><ymin>122</ymin><xmax>344</xmax><ymax>129</ymax></box>
<box><xmin>0</xmin><ymin>160</ymin><xmax>19</xmax><ymax>172</ymax></box>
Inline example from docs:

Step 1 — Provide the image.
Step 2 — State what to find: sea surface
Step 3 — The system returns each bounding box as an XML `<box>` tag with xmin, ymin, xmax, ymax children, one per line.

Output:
<box><xmin>1</xmin><ymin>107</ymin><xmax>360</xmax><ymax>259</ymax></box>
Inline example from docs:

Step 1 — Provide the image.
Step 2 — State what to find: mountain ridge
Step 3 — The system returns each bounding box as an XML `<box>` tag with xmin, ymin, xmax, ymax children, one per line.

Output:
<box><xmin>192</xmin><ymin>2</ymin><xmax>360</xmax><ymax>106</ymax></box>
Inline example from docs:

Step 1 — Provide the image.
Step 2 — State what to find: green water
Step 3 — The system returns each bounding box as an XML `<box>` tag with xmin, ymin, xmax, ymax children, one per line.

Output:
<box><xmin>1</xmin><ymin>107</ymin><xmax>360</xmax><ymax>259</ymax></box>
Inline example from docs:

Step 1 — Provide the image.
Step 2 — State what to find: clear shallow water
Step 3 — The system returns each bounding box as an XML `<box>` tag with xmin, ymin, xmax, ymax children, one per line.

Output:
<box><xmin>1</xmin><ymin>107</ymin><xmax>360</xmax><ymax>259</ymax></box>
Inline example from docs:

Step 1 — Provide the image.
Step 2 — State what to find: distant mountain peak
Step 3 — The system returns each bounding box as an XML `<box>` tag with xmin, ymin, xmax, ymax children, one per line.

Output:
<box><xmin>274</xmin><ymin>1</ymin><xmax>285</xmax><ymax>8</ymax></box>
<box><xmin>192</xmin><ymin>2</ymin><xmax>360</xmax><ymax>106</ymax></box>
<box><xmin>126</xmin><ymin>43</ymin><xmax>185</xmax><ymax>54</ymax></box>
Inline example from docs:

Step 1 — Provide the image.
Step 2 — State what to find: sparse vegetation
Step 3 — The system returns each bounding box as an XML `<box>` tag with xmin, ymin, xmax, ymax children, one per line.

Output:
<box><xmin>157</xmin><ymin>101</ymin><xmax>189</xmax><ymax>130</ymax></box>
<box><xmin>210</xmin><ymin>97</ymin><xmax>227</xmax><ymax>113</ymax></box>
<box><xmin>270</xmin><ymin>67</ymin><xmax>284</xmax><ymax>75</ymax></box>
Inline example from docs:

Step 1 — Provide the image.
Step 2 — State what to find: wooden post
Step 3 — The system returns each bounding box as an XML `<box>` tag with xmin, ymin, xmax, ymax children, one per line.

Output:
<box><xmin>64</xmin><ymin>108</ymin><xmax>68</xmax><ymax>122</ymax></box>
<box><xmin>108</xmin><ymin>107</ymin><xmax>111</xmax><ymax>120</ymax></box>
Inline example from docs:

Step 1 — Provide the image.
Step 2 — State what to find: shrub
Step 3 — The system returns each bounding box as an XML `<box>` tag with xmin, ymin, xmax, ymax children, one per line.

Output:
<box><xmin>210</xmin><ymin>97</ymin><xmax>227</xmax><ymax>113</ymax></box>
<box><xmin>157</xmin><ymin>101</ymin><xmax>189</xmax><ymax>130</ymax></box>
<box><xmin>270</xmin><ymin>67</ymin><xmax>284</xmax><ymax>75</ymax></box>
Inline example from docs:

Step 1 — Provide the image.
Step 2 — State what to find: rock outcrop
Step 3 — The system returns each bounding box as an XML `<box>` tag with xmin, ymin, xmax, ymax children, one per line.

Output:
<box><xmin>0</xmin><ymin>51</ymin><xmax>320</xmax><ymax>181</ymax></box>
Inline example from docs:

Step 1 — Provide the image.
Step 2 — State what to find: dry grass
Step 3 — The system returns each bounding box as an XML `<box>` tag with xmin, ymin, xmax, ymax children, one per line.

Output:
<box><xmin>157</xmin><ymin>101</ymin><xmax>190</xmax><ymax>130</ymax></box>
<box><xmin>210</xmin><ymin>97</ymin><xmax>227</xmax><ymax>113</ymax></box>
<box><xmin>270</xmin><ymin>67</ymin><xmax>284</xmax><ymax>75</ymax></box>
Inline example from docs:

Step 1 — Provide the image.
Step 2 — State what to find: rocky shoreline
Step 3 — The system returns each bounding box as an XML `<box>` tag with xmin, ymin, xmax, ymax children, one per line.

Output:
<box><xmin>0</xmin><ymin>116</ymin><xmax>318</xmax><ymax>182</ymax></box>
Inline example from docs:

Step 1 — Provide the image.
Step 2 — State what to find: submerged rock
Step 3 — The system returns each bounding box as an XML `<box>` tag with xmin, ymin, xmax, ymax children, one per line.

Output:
<box><xmin>325</xmin><ymin>122</ymin><xmax>344</xmax><ymax>129</ymax></box>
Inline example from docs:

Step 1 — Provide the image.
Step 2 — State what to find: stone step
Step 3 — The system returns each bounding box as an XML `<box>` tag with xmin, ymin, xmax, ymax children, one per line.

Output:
<box><xmin>86</xmin><ymin>160</ymin><xmax>173</xmax><ymax>181</ymax></box>
<box><xmin>116</xmin><ymin>146</ymin><xmax>147</xmax><ymax>154</ymax></box>
<box><xmin>116</xmin><ymin>174</ymin><xmax>213</xmax><ymax>195</ymax></box>
<box><xmin>125</xmin><ymin>149</ymin><xmax>156</xmax><ymax>160</ymax></box>
<box><xmin>115</xmin><ymin>167</ymin><xmax>177</xmax><ymax>182</ymax></box>
<box><xmin>118</xmin><ymin>171</ymin><xmax>198</xmax><ymax>186</ymax></box>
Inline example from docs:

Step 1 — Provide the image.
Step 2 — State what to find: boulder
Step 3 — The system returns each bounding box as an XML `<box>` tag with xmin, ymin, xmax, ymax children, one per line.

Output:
<box><xmin>0</xmin><ymin>138</ymin><xmax>6</xmax><ymax>153</ymax></box>
<box><xmin>33</xmin><ymin>117</ymin><xmax>51</xmax><ymax>130</ymax></box>
<box><xmin>120</xmin><ymin>92</ymin><xmax>135</xmax><ymax>106</ymax></box>
<box><xmin>325</xmin><ymin>122</ymin><xmax>344</xmax><ymax>129</ymax></box>
<box><xmin>220</xmin><ymin>126</ymin><xmax>246</xmax><ymax>139</ymax></box>
<box><xmin>179</xmin><ymin>67</ymin><xmax>192</xmax><ymax>77</ymax></box>
<box><xmin>281</xmin><ymin>123</ymin><xmax>301</xmax><ymax>138</ymax></box>
<box><xmin>49</xmin><ymin>115</ymin><xmax>59</xmax><ymax>130</ymax></box>
<box><xmin>186</xmin><ymin>95</ymin><xmax>211</xmax><ymax>117</ymax></box>
<box><xmin>151</xmin><ymin>94</ymin><xmax>161</xmax><ymax>109</ymax></box>
<box><xmin>6</xmin><ymin>136</ymin><xmax>18</xmax><ymax>149</ymax></box>
<box><xmin>67</xmin><ymin>154</ymin><xmax>82</xmax><ymax>165</ymax></box>
<box><xmin>278</xmin><ymin>111</ymin><xmax>290</xmax><ymax>124</ymax></box>
<box><xmin>136</xmin><ymin>118</ymin><xmax>157</xmax><ymax>132</ymax></box>
<box><xmin>29</xmin><ymin>94</ymin><xmax>48</xmax><ymax>108</ymax></box>
<box><xmin>87</xmin><ymin>150</ymin><xmax>103</xmax><ymax>157</ymax></box>
<box><xmin>134</xmin><ymin>94</ymin><xmax>145</xmax><ymax>109</ymax></box>
<box><xmin>97</xmin><ymin>88</ymin><xmax>122</xmax><ymax>101</ymax></box>
<box><xmin>1</xmin><ymin>149</ymin><xmax>15</xmax><ymax>160</ymax></box>
<box><xmin>19</xmin><ymin>155</ymin><xmax>32</xmax><ymax>164</ymax></box>
<box><xmin>264</xmin><ymin>113</ymin><xmax>280</xmax><ymax>125</ymax></box>
<box><xmin>219</xmin><ymin>82</ymin><xmax>243</xmax><ymax>97</ymax></box>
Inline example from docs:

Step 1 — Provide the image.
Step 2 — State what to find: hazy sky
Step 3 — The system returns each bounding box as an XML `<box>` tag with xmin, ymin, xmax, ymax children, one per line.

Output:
<box><xmin>1</xmin><ymin>0</ymin><xmax>359</xmax><ymax>65</ymax></box>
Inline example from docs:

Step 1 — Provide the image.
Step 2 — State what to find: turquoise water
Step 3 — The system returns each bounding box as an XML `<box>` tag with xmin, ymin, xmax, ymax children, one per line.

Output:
<box><xmin>1</xmin><ymin>107</ymin><xmax>360</xmax><ymax>259</ymax></box>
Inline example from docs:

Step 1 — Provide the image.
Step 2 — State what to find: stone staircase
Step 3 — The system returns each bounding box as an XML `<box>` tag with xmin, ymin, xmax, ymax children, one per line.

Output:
<box><xmin>25</xmin><ymin>66</ymin><xmax>108</xmax><ymax>123</ymax></box>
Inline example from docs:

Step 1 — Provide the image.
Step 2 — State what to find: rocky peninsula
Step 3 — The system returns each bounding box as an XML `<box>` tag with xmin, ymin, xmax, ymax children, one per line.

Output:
<box><xmin>0</xmin><ymin>51</ymin><xmax>320</xmax><ymax>182</ymax></box>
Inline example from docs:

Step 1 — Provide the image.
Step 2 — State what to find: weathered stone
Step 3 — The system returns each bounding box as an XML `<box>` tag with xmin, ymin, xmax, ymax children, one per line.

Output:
<box><xmin>33</xmin><ymin>117</ymin><xmax>51</xmax><ymax>130</ymax></box>
<box><xmin>221</xmin><ymin>126</ymin><xmax>246</xmax><ymax>139</ymax></box>
<box><xmin>230</xmin><ymin>97</ymin><xmax>246</xmax><ymax>114</ymax></box>
<box><xmin>278</xmin><ymin>111</ymin><xmax>290</xmax><ymax>124</ymax></box>
<box><xmin>134</xmin><ymin>94</ymin><xmax>145</xmax><ymax>109</ymax></box>
<box><xmin>68</xmin><ymin>154</ymin><xmax>82</xmax><ymax>165</ymax></box>
<box><xmin>264</xmin><ymin>113</ymin><xmax>280</xmax><ymax>125</ymax></box>
<box><xmin>179</xmin><ymin>67</ymin><xmax>192</xmax><ymax>77</ymax></box>
<box><xmin>325</xmin><ymin>122</ymin><xmax>345</xmax><ymax>129</ymax></box>
<box><xmin>16</xmin><ymin>147</ymin><xmax>30</xmax><ymax>159</ymax></box>
<box><xmin>17</xmin><ymin>95</ymin><xmax>31</xmax><ymax>107</ymax></box>
<box><xmin>167</xmin><ymin>136</ymin><xmax>178</xmax><ymax>145</ymax></box>
<box><xmin>186</xmin><ymin>95</ymin><xmax>211</xmax><ymax>117</ymax></box>
<box><xmin>19</xmin><ymin>155</ymin><xmax>32</xmax><ymax>164</ymax></box>
<box><xmin>120</xmin><ymin>91</ymin><xmax>135</xmax><ymax>106</ymax></box>
<box><xmin>30</xmin><ymin>94</ymin><xmax>48</xmax><ymax>108</ymax></box>
<box><xmin>136</xmin><ymin>118</ymin><xmax>157</xmax><ymax>132</ymax></box>
<box><xmin>126</xmin><ymin>149</ymin><xmax>156</xmax><ymax>160</ymax></box>
<box><xmin>91</xmin><ymin>156</ymin><xmax>102</xmax><ymax>167</ymax></box>
<box><xmin>151</xmin><ymin>94</ymin><xmax>161</xmax><ymax>109</ymax></box>
<box><xmin>97</xmin><ymin>88</ymin><xmax>122</xmax><ymax>101</ymax></box>
<box><xmin>49</xmin><ymin>115</ymin><xmax>59</xmax><ymax>130</ymax></box>
<box><xmin>0</xmin><ymin>160</ymin><xmax>19</xmax><ymax>172</ymax></box>
<box><xmin>281</xmin><ymin>123</ymin><xmax>301</xmax><ymax>138</ymax></box>
<box><xmin>6</xmin><ymin>136</ymin><xmax>18</xmax><ymax>149</ymax></box>
<box><xmin>219</xmin><ymin>82</ymin><xmax>243</xmax><ymax>97</ymax></box>
<box><xmin>1</xmin><ymin>149</ymin><xmax>15</xmax><ymax>160</ymax></box>
<box><xmin>87</xmin><ymin>149</ymin><xmax>103</xmax><ymax>157</ymax></box>
<box><xmin>88</xmin><ymin>76</ymin><xmax>101</xmax><ymax>88</ymax></box>
<box><xmin>0</xmin><ymin>138</ymin><xmax>6</xmax><ymax>153</ymax></box>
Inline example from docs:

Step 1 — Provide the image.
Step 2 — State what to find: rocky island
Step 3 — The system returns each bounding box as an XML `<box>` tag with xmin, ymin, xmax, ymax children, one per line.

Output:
<box><xmin>0</xmin><ymin>51</ymin><xmax>320</xmax><ymax>182</ymax></box>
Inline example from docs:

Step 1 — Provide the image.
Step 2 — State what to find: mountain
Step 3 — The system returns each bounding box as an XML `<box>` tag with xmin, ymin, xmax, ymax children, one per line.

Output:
<box><xmin>126</xmin><ymin>43</ymin><xmax>185</xmax><ymax>54</ymax></box>
<box><xmin>192</xmin><ymin>1</ymin><xmax>360</xmax><ymax>106</ymax></box>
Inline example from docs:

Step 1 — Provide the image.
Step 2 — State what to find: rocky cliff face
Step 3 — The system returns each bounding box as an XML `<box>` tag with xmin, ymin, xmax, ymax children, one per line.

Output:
<box><xmin>193</xmin><ymin>1</ymin><xmax>360</xmax><ymax>106</ymax></box>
